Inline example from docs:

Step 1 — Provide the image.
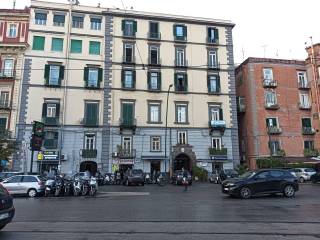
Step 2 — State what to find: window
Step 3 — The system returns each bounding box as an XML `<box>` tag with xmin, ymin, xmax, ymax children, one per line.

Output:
<box><xmin>121</xmin><ymin>69</ymin><xmax>135</xmax><ymax>89</ymax></box>
<box><xmin>208</xmin><ymin>50</ymin><xmax>218</xmax><ymax>68</ymax></box>
<box><xmin>47</xmin><ymin>103</ymin><xmax>57</xmax><ymax>117</ymax></box>
<box><xmin>53</xmin><ymin>14</ymin><xmax>65</xmax><ymax>26</ymax></box>
<box><xmin>208</xmin><ymin>75</ymin><xmax>220</xmax><ymax>93</ymax></box>
<box><xmin>174</xmin><ymin>73</ymin><xmax>188</xmax><ymax>92</ymax></box>
<box><xmin>44</xmin><ymin>65</ymin><xmax>64</xmax><ymax>86</ymax></box>
<box><xmin>22</xmin><ymin>176</ymin><xmax>38</xmax><ymax>182</ymax></box>
<box><xmin>148</xmin><ymin>72</ymin><xmax>161</xmax><ymax>90</ymax></box>
<box><xmin>299</xmin><ymin>93</ymin><xmax>310</xmax><ymax>108</ymax></box>
<box><xmin>263</xmin><ymin>68</ymin><xmax>273</xmax><ymax>80</ymax></box>
<box><xmin>121</xmin><ymin>102</ymin><xmax>134</xmax><ymax>125</ymax></box>
<box><xmin>90</xmin><ymin>18</ymin><xmax>101</xmax><ymax>30</ymax></box>
<box><xmin>151</xmin><ymin>136</ymin><xmax>161</xmax><ymax>151</ymax></box>
<box><xmin>42</xmin><ymin>101</ymin><xmax>60</xmax><ymax>125</ymax></box>
<box><xmin>304</xmin><ymin>140</ymin><xmax>314</xmax><ymax>150</ymax></box>
<box><xmin>255</xmin><ymin>171</ymin><xmax>269</xmax><ymax>179</ymax></box>
<box><xmin>122</xmin><ymin>136</ymin><xmax>132</xmax><ymax>153</ymax></box>
<box><xmin>85</xmin><ymin>133</ymin><xmax>96</xmax><ymax>149</ymax></box>
<box><xmin>124</xmin><ymin>43</ymin><xmax>134</xmax><ymax>63</ymax></box>
<box><xmin>175</xmin><ymin>47</ymin><xmax>186</xmax><ymax>66</ymax></box>
<box><xmin>6</xmin><ymin>176</ymin><xmax>22</xmax><ymax>183</ymax></box>
<box><xmin>43</xmin><ymin>131</ymin><xmax>58</xmax><ymax>149</ymax></box>
<box><xmin>207</xmin><ymin>27</ymin><xmax>219</xmax><ymax>43</ymax></box>
<box><xmin>0</xmin><ymin>92</ymin><xmax>9</xmax><ymax>107</ymax></box>
<box><xmin>35</xmin><ymin>12</ymin><xmax>47</xmax><ymax>25</ymax></box>
<box><xmin>51</xmin><ymin>38</ymin><xmax>63</xmax><ymax>52</ymax></box>
<box><xmin>72</xmin><ymin>16</ymin><xmax>83</xmax><ymax>28</ymax></box>
<box><xmin>269</xmin><ymin>141</ymin><xmax>280</xmax><ymax>155</ymax></box>
<box><xmin>148</xmin><ymin>102</ymin><xmax>161</xmax><ymax>123</ymax></box>
<box><xmin>209</xmin><ymin>106</ymin><xmax>223</xmax><ymax>121</ymax></box>
<box><xmin>211</xmin><ymin>137</ymin><xmax>222</xmax><ymax>149</ymax></box>
<box><xmin>149</xmin><ymin>45</ymin><xmax>160</xmax><ymax>65</ymax></box>
<box><xmin>84</xmin><ymin>67</ymin><xmax>102</xmax><ymax>88</ymax></box>
<box><xmin>122</xmin><ymin>20</ymin><xmax>137</xmax><ymax>37</ymax></box>
<box><xmin>177</xmin><ymin>131</ymin><xmax>187</xmax><ymax>145</ymax></box>
<box><xmin>0</xmin><ymin>118</ymin><xmax>7</xmax><ymax>131</ymax></box>
<box><xmin>302</xmin><ymin>118</ymin><xmax>312</xmax><ymax>128</ymax></box>
<box><xmin>270</xmin><ymin>170</ymin><xmax>284</xmax><ymax>178</ymax></box>
<box><xmin>89</xmin><ymin>41</ymin><xmax>101</xmax><ymax>55</ymax></box>
<box><xmin>149</xmin><ymin>22</ymin><xmax>160</xmax><ymax>39</ymax></box>
<box><xmin>84</xmin><ymin>102</ymin><xmax>99</xmax><ymax>126</ymax></box>
<box><xmin>265</xmin><ymin>91</ymin><xmax>277</xmax><ymax>106</ymax></box>
<box><xmin>71</xmin><ymin>39</ymin><xmax>82</xmax><ymax>53</ymax></box>
<box><xmin>3</xmin><ymin>59</ymin><xmax>14</xmax><ymax>77</ymax></box>
<box><xmin>174</xmin><ymin>25</ymin><xmax>187</xmax><ymax>41</ymax></box>
<box><xmin>298</xmin><ymin>71</ymin><xmax>308</xmax><ymax>88</ymax></box>
<box><xmin>8</xmin><ymin>24</ymin><xmax>17</xmax><ymax>38</ymax></box>
<box><xmin>32</xmin><ymin>36</ymin><xmax>45</xmax><ymax>50</ymax></box>
<box><xmin>176</xmin><ymin>103</ymin><xmax>188</xmax><ymax>124</ymax></box>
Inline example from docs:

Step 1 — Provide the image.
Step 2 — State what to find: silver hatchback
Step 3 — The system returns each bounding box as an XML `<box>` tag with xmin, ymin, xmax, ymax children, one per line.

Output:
<box><xmin>1</xmin><ymin>175</ymin><xmax>45</xmax><ymax>197</ymax></box>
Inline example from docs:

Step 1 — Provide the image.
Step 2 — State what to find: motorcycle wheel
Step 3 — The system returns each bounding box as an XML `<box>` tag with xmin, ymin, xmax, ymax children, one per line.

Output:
<box><xmin>81</xmin><ymin>187</ymin><xmax>88</xmax><ymax>196</ymax></box>
<box><xmin>45</xmin><ymin>189</ymin><xmax>50</xmax><ymax>197</ymax></box>
<box><xmin>54</xmin><ymin>188</ymin><xmax>60</xmax><ymax>197</ymax></box>
<box><xmin>74</xmin><ymin>190</ymin><xmax>79</xmax><ymax>196</ymax></box>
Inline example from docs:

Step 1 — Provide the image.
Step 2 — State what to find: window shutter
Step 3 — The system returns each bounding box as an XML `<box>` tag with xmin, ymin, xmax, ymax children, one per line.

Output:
<box><xmin>58</xmin><ymin>66</ymin><xmax>64</xmax><ymax>85</ymax></box>
<box><xmin>173</xmin><ymin>25</ymin><xmax>176</xmax><ymax>37</ymax></box>
<box><xmin>208</xmin><ymin>27</ymin><xmax>212</xmax><ymax>40</ymax></box>
<box><xmin>121</xmin><ymin>69</ymin><xmax>125</xmax><ymax>88</ymax></box>
<box><xmin>42</xmin><ymin>103</ymin><xmax>47</xmax><ymax>118</ymax></box>
<box><xmin>121</xmin><ymin>20</ymin><xmax>125</xmax><ymax>31</ymax></box>
<box><xmin>132</xmin><ymin>70</ymin><xmax>136</xmax><ymax>88</ymax></box>
<box><xmin>183</xmin><ymin>26</ymin><xmax>187</xmax><ymax>38</ymax></box>
<box><xmin>147</xmin><ymin>72</ymin><xmax>151</xmax><ymax>89</ymax></box>
<box><xmin>84</xmin><ymin>67</ymin><xmax>89</xmax><ymax>86</ymax></box>
<box><xmin>54</xmin><ymin>132</ymin><xmax>59</xmax><ymax>139</ymax></box>
<box><xmin>98</xmin><ymin>68</ymin><xmax>103</xmax><ymax>88</ymax></box>
<box><xmin>207</xmin><ymin>75</ymin><xmax>210</xmax><ymax>92</ymax></box>
<box><xmin>184</xmin><ymin>73</ymin><xmax>188</xmax><ymax>91</ymax></box>
<box><xmin>214</xmin><ymin>28</ymin><xmax>219</xmax><ymax>40</ymax></box>
<box><xmin>55</xmin><ymin>103</ymin><xmax>60</xmax><ymax>119</ymax></box>
<box><xmin>219</xmin><ymin>108</ymin><xmax>223</xmax><ymax>120</ymax></box>
<box><xmin>174</xmin><ymin>73</ymin><xmax>178</xmax><ymax>90</ymax></box>
<box><xmin>158</xmin><ymin>72</ymin><xmax>162</xmax><ymax>90</ymax></box>
<box><xmin>216</xmin><ymin>75</ymin><xmax>220</xmax><ymax>92</ymax></box>
<box><xmin>133</xmin><ymin>21</ymin><xmax>137</xmax><ymax>33</ymax></box>
<box><xmin>44</xmin><ymin>64</ymin><xmax>50</xmax><ymax>85</ymax></box>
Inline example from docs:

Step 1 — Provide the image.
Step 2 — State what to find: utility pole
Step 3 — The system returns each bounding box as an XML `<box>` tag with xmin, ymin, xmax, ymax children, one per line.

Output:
<box><xmin>164</xmin><ymin>84</ymin><xmax>173</xmax><ymax>178</ymax></box>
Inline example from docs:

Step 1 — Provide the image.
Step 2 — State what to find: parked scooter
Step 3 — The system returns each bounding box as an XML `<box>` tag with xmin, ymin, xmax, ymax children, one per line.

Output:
<box><xmin>89</xmin><ymin>176</ymin><xmax>98</xmax><ymax>196</ymax></box>
<box><xmin>145</xmin><ymin>173</ymin><xmax>152</xmax><ymax>184</ymax></box>
<box><xmin>54</xmin><ymin>176</ymin><xmax>65</xmax><ymax>197</ymax></box>
<box><xmin>45</xmin><ymin>178</ymin><xmax>56</xmax><ymax>197</ymax></box>
<box><xmin>157</xmin><ymin>173</ymin><xmax>166</xmax><ymax>186</ymax></box>
<box><xmin>73</xmin><ymin>177</ymin><xmax>82</xmax><ymax>196</ymax></box>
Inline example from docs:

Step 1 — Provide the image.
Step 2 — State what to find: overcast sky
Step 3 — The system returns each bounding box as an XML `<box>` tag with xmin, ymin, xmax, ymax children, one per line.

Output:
<box><xmin>3</xmin><ymin>0</ymin><xmax>320</xmax><ymax>64</ymax></box>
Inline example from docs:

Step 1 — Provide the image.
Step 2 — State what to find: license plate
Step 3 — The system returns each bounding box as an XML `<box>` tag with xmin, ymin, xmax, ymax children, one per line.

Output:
<box><xmin>0</xmin><ymin>213</ymin><xmax>9</xmax><ymax>220</ymax></box>
<box><xmin>224</xmin><ymin>188</ymin><xmax>228</xmax><ymax>191</ymax></box>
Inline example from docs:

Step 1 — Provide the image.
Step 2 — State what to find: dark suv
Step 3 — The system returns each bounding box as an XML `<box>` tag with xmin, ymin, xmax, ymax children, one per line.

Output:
<box><xmin>222</xmin><ymin>169</ymin><xmax>299</xmax><ymax>199</ymax></box>
<box><xmin>123</xmin><ymin>169</ymin><xmax>145</xmax><ymax>186</ymax></box>
<box><xmin>0</xmin><ymin>184</ymin><xmax>15</xmax><ymax>230</ymax></box>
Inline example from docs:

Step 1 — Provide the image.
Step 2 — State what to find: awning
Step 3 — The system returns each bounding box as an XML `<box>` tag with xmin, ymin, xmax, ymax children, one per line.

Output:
<box><xmin>141</xmin><ymin>156</ymin><xmax>166</xmax><ymax>161</ymax></box>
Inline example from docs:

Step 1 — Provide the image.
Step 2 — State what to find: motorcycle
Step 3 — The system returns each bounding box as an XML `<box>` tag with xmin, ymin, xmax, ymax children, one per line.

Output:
<box><xmin>45</xmin><ymin>178</ymin><xmax>56</xmax><ymax>197</ymax></box>
<box><xmin>73</xmin><ymin>177</ymin><xmax>82</xmax><ymax>196</ymax></box>
<box><xmin>81</xmin><ymin>178</ymin><xmax>90</xmax><ymax>196</ymax></box>
<box><xmin>89</xmin><ymin>176</ymin><xmax>98</xmax><ymax>196</ymax></box>
<box><xmin>157</xmin><ymin>173</ymin><xmax>165</xmax><ymax>186</ymax></box>
<box><xmin>63</xmin><ymin>178</ymin><xmax>73</xmax><ymax>196</ymax></box>
<box><xmin>145</xmin><ymin>173</ymin><xmax>152</xmax><ymax>184</ymax></box>
<box><xmin>54</xmin><ymin>176</ymin><xmax>64</xmax><ymax>197</ymax></box>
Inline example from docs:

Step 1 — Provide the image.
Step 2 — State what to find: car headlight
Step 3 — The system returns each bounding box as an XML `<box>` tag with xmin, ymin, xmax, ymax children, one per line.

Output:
<box><xmin>226</xmin><ymin>183</ymin><xmax>236</xmax><ymax>187</ymax></box>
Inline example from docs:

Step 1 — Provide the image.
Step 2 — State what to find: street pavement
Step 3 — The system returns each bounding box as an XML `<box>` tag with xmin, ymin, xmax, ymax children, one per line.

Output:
<box><xmin>1</xmin><ymin>183</ymin><xmax>320</xmax><ymax>239</ymax></box>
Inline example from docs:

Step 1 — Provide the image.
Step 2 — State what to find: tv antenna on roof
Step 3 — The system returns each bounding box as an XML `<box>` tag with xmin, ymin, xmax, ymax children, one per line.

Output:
<box><xmin>261</xmin><ymin>44</ymin><xmax>268</xmax><ymax>58</ymax></box>
<box><xmin>13</xmin><ymin>0</ymin><xmax>16</xmax><ymax>9</ymax></box>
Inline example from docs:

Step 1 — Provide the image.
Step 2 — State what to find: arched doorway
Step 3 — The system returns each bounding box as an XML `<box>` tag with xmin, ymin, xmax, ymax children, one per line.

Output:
<box><xmin>80</xmin><ymin>161</ymin><xmax>97</xmax><ymax>175</ymax></box>
<box><xmin>173</xmin><ymin>154</ymin><xmax>191</xmax><ymax>171</ymax></box>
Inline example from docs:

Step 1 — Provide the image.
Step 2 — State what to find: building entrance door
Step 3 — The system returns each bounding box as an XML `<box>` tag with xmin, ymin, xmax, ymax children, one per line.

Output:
<box><xmin>173</xmin><ymin>154</ymin><xmax>191</xmax><ymax>171</ymax></box>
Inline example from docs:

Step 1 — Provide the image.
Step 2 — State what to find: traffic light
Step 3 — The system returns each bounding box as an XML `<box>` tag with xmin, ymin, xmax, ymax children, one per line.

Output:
<box><xmin>30</xmin><ymin>121</ymin><xmax>45</xmax><ymax>151</ymax></box>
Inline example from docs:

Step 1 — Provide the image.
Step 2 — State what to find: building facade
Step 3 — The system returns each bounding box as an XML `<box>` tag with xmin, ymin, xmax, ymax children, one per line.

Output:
<box><xmin>0</xmin><ymin>8</ymin><xmax>29</xmax><ymax>139</ymax></box>
<box><xmin>15</xmin><ymin>0</ymin><xmax>105</xmax><ymax>173</ymax></box>
<box><xmin>236</xmin><ymin>58</ymin><xmax>319</xmax><ymax>169</ymax></box>
<box><xmin>103</xmin><ymin>9</ymin><xmax>239</xmax><ymax>174</ymax></box>
<box><xmin>14</xmin><ymin>0</ymin><xmax>239</xmax><ymax>174</ymax></box>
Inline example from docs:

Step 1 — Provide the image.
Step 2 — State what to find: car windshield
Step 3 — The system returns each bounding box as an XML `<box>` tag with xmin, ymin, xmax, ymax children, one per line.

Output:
<box><xmin>225</xmin><ymin>170</ymin><xmax>237</xmax><ymax>175</ymax></box>
<box><xmin>239</xmin><ymin>171</ymin><xmax>256</xmax><ymax>179</ymax></box>
<box><xmin>305</xmin><ymin>168</ymin><xmax>315</xmax><ymax>172</ymax></box>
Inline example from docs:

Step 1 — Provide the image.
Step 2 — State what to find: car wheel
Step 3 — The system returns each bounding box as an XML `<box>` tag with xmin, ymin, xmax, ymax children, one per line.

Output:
<box><xmin>239</xmin><ymin>187</ymin><xmax>252</xmax><ymax>199</ymax></box>
<box><xmin>283</xmin><ymin>185</ymin><xmax>295</xmax><ymax>198</ymax></box>
<box><xmin>28</xmin><ymin>189</ymin><xmax>37</xmax><ymax>198</ymax></box>
<box><xmin>299</xmin><ymin>177</ymin><xmax>305</xmax><ymax>183</ymax></box>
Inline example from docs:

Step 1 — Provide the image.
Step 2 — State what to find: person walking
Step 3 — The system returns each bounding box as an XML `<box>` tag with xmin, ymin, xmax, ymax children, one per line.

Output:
<box><xmin>182</xmin><ymin>167</ymin><xmax>189</xmax><ymax>192</ymax></box>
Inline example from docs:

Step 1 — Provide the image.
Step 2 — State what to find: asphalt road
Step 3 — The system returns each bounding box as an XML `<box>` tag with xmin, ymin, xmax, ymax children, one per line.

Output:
<box><xmin>1</xmin><ymin>183</ymin><xmax>320</xmax><ymax>240</ymax></box>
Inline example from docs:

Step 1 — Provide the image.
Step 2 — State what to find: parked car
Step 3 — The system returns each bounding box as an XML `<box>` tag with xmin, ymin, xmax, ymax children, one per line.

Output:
<box><xmin>291</xmin><ymin>168</ymin><xmax>316</xmax><ymax>183</ymax></box>
<box><xmin>1</xmin><ymin>175</ymin><xmax>46</xmax><ymax>197</ymax></box>
<box><xmin>171</xmin><ymin>170</ymin><xmax>192</xmax><ymax>185</ymax></box>
<box><xmin>0</xmin><ymin>172</ymin><xmax>23</xmax><ymax>182</ymax></box>
<box><xmin>310</xmin><ymin>172</ymin><xmax>320</xmax><ymax>183</ymax></box>
<box><xmin>123</xmin><ymin>169</ymin><xmax>145</xmax><ymax>186</ymax></box>
<box><xmin>0</xmin><ymin>184</ymin><xmax>15</xmax><ymax>231</ymax></box>
<box><xmin>221</xmin><ymin>169</ymin><xmax>299</xmax><ymax>199</ymax></box>
<box><xmin>208</xmin><ymin>170</ymin><xmax>220</xmax><ymax>183</ymax></box>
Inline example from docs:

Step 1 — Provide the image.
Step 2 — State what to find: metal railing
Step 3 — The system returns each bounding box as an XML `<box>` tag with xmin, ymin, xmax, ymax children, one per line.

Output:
<box><xmin>267</xmin><ymin>126</ymin><xmax>282</xmax><ymax>134</ymax></box>
<box><xmin>208</xmin><ymin>148</ymin><xmax>227</xmax><ymax>156</ymax></box>
<box><xmin>81</xmin><ymin>149</ymin><xmax>97</xmax><ymax>158</ymax></box>
<box><xmin>117</xmin><ymin>148</ymin><xmax>136</xmax><ymax>159</ymax></box>
<box><xmin>302</xmin><ymin>127</ymin><xmax>316</xmax><ymax>135</ymax></box>
<box><xmin>263</xmin><ymin>79</ymin><xmax>277</xmax><ymax>87</ymax></box>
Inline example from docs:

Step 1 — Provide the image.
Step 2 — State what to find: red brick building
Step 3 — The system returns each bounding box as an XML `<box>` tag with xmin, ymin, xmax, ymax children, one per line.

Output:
<box><xmin>236</xmin><ymin>58</ymin><xmax>318</xmax><ymax>169</ymax></box>
<box><xmin>0</xmin><ymin>8</ymin><xmax>29</xmax><ymax>140</ymax></box>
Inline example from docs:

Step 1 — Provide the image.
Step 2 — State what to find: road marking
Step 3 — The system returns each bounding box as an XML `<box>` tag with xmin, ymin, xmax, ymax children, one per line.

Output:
<box><xmin>97</xmin><ymin>192</ymin><xmax>150</xmax><ymax>197</ymax></box>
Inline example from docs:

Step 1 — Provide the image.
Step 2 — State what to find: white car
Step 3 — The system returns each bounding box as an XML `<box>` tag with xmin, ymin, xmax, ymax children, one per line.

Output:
<box><xmin>292</xmin><ymin>168</ymin><xmax>316</xmax><ymax>183</ymax></box>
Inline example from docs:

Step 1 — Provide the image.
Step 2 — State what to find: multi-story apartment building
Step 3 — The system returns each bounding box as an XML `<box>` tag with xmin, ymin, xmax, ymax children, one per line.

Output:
<box><xmin>15</xmin><ymin>0</ymin><xmax>105</xmax><ymax>173</ymax></box>
<box><xmin>236</xmin><ymin>58</ymin><xmax>318</xmax><ymax>169</ymax></box>
<box><xmin>14</xmin><ymin>0</ymin><xmax>239</xmax><ymax>174</ymax></box>
<box><xmin>0</xmin><ymin>8</ymin><xmax>29</xmax><ymax>141</ymax></box>
<box><xmin>103</xmin><ymin>9</ymin><xmax>239</xmax><ymax>175</ymax></box>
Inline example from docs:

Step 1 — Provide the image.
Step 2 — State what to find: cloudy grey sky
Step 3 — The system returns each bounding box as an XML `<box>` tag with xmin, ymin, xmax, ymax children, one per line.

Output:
<box><xmin>3</xmin><ymin>0</ymin><xmax>320</xmax><ymax>64</ymax></box>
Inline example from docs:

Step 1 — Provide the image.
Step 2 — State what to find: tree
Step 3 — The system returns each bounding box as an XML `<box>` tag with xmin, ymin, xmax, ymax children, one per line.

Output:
<box><xmin>0</xmin><ymin>139</ymin><xmax>16</xmax><ymax>171</ymax></box>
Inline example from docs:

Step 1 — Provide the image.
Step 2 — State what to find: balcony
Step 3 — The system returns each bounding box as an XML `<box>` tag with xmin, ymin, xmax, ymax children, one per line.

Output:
<box><xmin>81</xmin><ymin>118</ymin><xmax>99</xmax><ymax>127</ymax></box>
<box><xmin>0</xmin><ymin>101</ymin><xmax>11</xmax><ymax>110</ymax></box>
<box><xmin>265</xmin><ymin>103</ymin><xmax>279</xmax><ymax>110</ymax></box>
<box><xmin>174</xmin><ymin>59</ymin><xmax>188</xmax><ymax>68</ymax></box>
<box><xmin>119</xmin><ymin>118</ymin><xmax>137</xmax><ymax>133</ymax></box>
<box><xmin>208</xmin><ymin>62</ymin><xmax>220</xmax><ymax>70</ymax></box>
<box><xmin>302</xmin><ymin>127</ymin><xmax>316</xmax><ymax>135</ymax></box>
<box><xmin>267</xmin><ymin>126</ymin><xmax>282</xmax><ymax>134</ymax></box>
<box><xmin>263</xmin><ymin>79</ymin><xmax>277</xmax><ymax>88</ymax></box>
<box><xmin>208</xmin><ymin>147</ymin><xmax>227</xmax><ymax>156</ymax></box>
<box><xmin>123</xmin><ymin>30</ymin><xmax>136</xmax><ymax>38</ymax></box>
<box><xmin>206</xmin><ymin>37</ymin><xmax>219</xmax><ymax>45</ymax></box>
<box><xmin>0</xmin><ymin>70</ymin><xmax>15</xmax><ymax>78</ymax></box>
<box><xmin>117</xmin><ymin>146</ymin><xmax>136</xmax><ymax>159</ymax></box>
<box><xmin>298</xmin><ymin>81</ymin><xmax>310</xmax><ymax>90</ymax></box>
<box><xmin>271</xmin><ymin>149</ymin><xmax>286</xmax><ymax>157</ymax></box>
<box><xmin>122</xmin><ymin>56</ymin><xmax>136</xmax><ymax>65</ymax></box>
<box><xmin>148</xmin><ymin>32</ymin><xmax>161</xmax><ymax>40</ymax></box>
<box><xmin>0</xmin><ymin>130</ymin><xmax>12</xmax><ymax>140</ymax></box>
<box><xmin>175</xmin><ymin>85</ymin><xmax>188</xmax><ymax>92</ymax></box>
<box><xmin>298</xmin><ymin>103</ymin><xmax>311</xmax><ymax>110</ymax></box>
<box><xmin>304</xmin><ymin>149</ymin><xmax>318</xmax><ymax>157</ymax></box>
<box><xmin>209</xmin><ymin>120</ymin><xmax>226</xmax><ymax>130</ymax></box>
<box><xmin>148</xmin><ymin>58</ymin><xmax>162</xmax><ymax>66</ymax></box>
<box><xmin>81</xmin><ymin>149</ymin><xmax>97</xmax><ymax>158</ymax></box>
<box><xmin>43</xmin><ymin>139</ymin><xmax>58</xmax><ymax>149</ymax></box>
<box><xmin>42</xmin><ymin>117</ymin><xmax>59</xmax><ymax>126</ymax></box>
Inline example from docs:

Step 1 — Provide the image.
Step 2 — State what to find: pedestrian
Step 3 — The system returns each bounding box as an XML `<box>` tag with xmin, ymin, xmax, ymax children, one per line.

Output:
<box><xmin>182</xmin><ymin>167</ymin><xmax>189</xmax><ymax>192</ymax></box>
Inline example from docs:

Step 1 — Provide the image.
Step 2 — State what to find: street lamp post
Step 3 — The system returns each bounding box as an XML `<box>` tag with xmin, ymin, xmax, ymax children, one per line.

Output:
<box><xmin>164</xmin><ymin>84</ymin><xmax>173</xmax><ymax>178</ymax></box>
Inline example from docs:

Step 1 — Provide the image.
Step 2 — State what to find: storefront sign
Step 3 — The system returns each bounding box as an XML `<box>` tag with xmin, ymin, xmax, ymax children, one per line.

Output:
<box><xmin>42</xmin><ymin>151</ymin><xmax>60</xmax><ymax>161</ymax></box>
<box><xmin>210</xmin><ymin>156</ymin><xmax>228</xmax><ymax>161</ymax></box>
<box><xmin>118</xmin><ymin>159</ymin><xmax>134</xmax><ymax>165</ymax></box>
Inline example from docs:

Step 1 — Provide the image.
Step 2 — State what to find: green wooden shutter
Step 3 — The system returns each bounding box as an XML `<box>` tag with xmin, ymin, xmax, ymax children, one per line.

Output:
<box><xmin>216</xmin><ymin>75</ymin><xmax>220</xmax><ymax>93</ymax></box>
<box><xmin>71</xmin><ymin>40</ymin><xmax>82</xmax><ymax>53</ymax></box>
<box><xmin>208</xmin><ymin>28</ymin><xmax>212</xmax><ymax>41</ymax></box>
<box><xmin>183</xmin><ymin>26</ymin><xmax>187</xmax><ymax>38</ymax></box>
<box><xmin>55</xmin><ymin>103</ymin><xmax>60</xmax><ymax>119</ymax></box>
<box><xmin>42</xmin><ymin>103</ymin><xmax>47</xmax><ymax>118</ymax></box>
<box><xmin>132</xmin><ymin>70</ymin><xmax>136</xmax><ymax>88</ymax></box>
<box><xmin>0</xmin><ymin>118</ymin><xmax>7</xmax><ymax>131</ymax></box>
<box><xmin>214</xmin><ymin>28</ymin><xmax>219</xmax><ymax>41</ymax></box>
<box><xmin>44</xmin><ymin>65</ymin><xmax>50</xmax><ymax>85</ymax></box>
<box><xmin>174</xmin><ymin>73</ymin><xmax>178</xmax><ymax>90</ymax></box>
<box><xmin>147</xmin><ymin>72</ymin><xmax>151</xmax><ymax>90</ymax></box>
<box><xmin>58</xmin><ymin>66</ymin><xmax>64</xmax><ymax>86</ymax></box>
<box><xmin>98</xmin><ymin>68</ymin><xmax>103</xmax><ymax>88</ymax></box>
<box><xmin>32</xmin><ymin>36</ymin><xmax>45</xmax><ymax>50</ymax></box>
<box><xmin>121</xmin><ymin>70</ymin><xmax>125</xmax><ymax>88</ymax></box>
<box><xmin>89</xmin><ymin>41</ymin><xmax>100</xmax><ymax>55</ymax></box>
<box><xmin>86</xmin><ymin>103</ymin><xmax>98</xmax><ymax>126</ymax></box>
<box><xmin>207</xmin><ymin>75</ymin><xmax>210</xmax><ymax>92</ymax></box>
<box><xmin>173</xmin><ymin>25</ymin><xmax>176</xmax><ymax>37</ymax></box>
<box><xmin>84</xmin><ymin>67</ymin><xmax>89</xmax><ymax>87</ymax></box>
<box><xmin>184</xmin><ymin>73</ymin><xmax>188</xmax><ymax>91</ymax></box>
<box><xmin>122</xmin><ymin>103</ymin><xmax>133</xmax><ymax>125</ymax></box>
<box><xmin>121</xmin><ymin>20</ymin><xmax>125</xmax><ymax>31</ymax></box>
<box><xmin>158</xmin><ymin>72</ymin><xmax>162</xmax><ymax>90</ymax></box>
<box><xmin>133</xmin><ymin>21</ymin><xmax>137</xmax><ymax>33</ymax></box>
<box><xmin>219</xmin><ymin>108</ymin><xmax>223</xmax><ymax>120</ymax></box>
